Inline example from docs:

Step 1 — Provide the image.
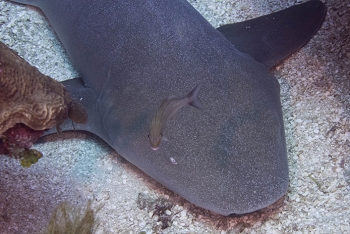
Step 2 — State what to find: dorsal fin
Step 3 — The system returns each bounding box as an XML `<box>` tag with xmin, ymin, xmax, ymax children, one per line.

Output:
<box><xmin>217</xmin><ymin>0</ymin><xmax>326</xmax><ymax>68</ymax></box>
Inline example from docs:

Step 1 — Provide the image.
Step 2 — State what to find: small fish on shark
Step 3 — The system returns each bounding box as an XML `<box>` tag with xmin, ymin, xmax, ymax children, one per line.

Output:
<box><xmin>149</xmin><ymin>82</ymin><xmax>203</xmax><ymax>150</ymax></box>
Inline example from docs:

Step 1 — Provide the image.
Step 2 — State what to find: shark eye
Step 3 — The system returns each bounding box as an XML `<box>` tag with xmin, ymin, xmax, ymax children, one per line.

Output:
<box><xmin>148</xmin><ymin>134</ymin><xmax>151</xmax><ymax>139</ymax></box>
<box><xmin>160</xmin><ymin>134</ymin><xmax>163</xmax><ymax>139</ymax></box>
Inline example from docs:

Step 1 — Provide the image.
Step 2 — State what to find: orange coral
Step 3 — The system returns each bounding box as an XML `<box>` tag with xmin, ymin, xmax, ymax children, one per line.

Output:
<box><xmin>0</xmin><ymin>41</ymin><xmax>87</xmax><ymax>135</ymax></box>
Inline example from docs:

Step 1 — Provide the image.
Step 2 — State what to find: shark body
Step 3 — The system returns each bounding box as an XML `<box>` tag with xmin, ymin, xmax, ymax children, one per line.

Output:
<box><xmin>7</xmin><ymin>0</ymin><xmax>326</xmax><ymax>215</ymax></box>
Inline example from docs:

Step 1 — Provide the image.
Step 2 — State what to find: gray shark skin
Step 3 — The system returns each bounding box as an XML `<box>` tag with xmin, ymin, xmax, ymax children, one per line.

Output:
<box><xmin>8</xmin><ymin>0</ymin><xmax>326</xmax><ymax>215</ymax></box>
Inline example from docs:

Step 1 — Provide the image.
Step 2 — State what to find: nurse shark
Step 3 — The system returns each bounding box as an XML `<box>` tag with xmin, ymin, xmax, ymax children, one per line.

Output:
<box><xmin>7</xmin><ymin>0</ymin><xmax>326</xmax><ymax>215</ymax></box>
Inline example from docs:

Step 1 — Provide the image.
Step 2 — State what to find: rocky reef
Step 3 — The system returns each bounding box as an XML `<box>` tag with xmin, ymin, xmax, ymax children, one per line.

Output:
<box><xmin>0</xmin><ymin>41</ymin><xmax>87</xmax><ymax>163</ymax></box>
<box><xmin>0</xmin><ymin>41</ymin><xmax>87</xmax><ymax>135</ymax></box>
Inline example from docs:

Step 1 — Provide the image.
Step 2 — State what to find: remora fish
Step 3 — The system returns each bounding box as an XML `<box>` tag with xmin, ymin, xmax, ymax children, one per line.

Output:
<box><xmin>149</xmin><ymin>82</ymin><xmax>203</xmax><ymax>150</ymax></box>
<box><xmin>6</xmin><ymin>0</ymin><xmax>326</xmax><ymax>215</ymax></box>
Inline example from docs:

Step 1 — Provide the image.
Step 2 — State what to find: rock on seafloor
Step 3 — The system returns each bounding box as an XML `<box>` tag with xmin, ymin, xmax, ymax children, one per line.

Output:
<box><xmin>0</xmin><ymin>41</ymin><xmax>87</xmax><ymax>136</ymax></box>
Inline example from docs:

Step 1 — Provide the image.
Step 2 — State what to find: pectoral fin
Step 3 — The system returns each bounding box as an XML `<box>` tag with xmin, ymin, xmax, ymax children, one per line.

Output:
<box><xmin>217</xmin><ymin>0</ymin><xmax>326</xmax><ymax>68</ymax></box>
<box><xmin>7</xmin><ymin>0</ymin><xmax>40</xmax><ymax>7</ymax></box>
<box><xmin>42</xmin><ymin>77</ymin><xmax>101</xmax><ymax>137</ymax></box>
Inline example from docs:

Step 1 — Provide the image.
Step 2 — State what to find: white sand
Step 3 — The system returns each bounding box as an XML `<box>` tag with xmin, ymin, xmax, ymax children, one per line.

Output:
<box><xmin>0</xmin><ymin>0</ymin><xmax>349</xmax><ymax>233</ymax></box>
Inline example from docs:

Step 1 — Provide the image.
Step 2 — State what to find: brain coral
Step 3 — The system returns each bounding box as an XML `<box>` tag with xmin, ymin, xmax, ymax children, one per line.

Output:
<box><xmin>0</xmin><ymin>41</ymin><xmax>87</xmax><ymax>135</ymax></box>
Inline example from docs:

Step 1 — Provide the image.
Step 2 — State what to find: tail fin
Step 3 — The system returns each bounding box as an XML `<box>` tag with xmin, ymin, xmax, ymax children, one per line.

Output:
<box><xmin>187</xmin><ymin>81</ymin><xmax>204</xmax><ymax>110</ymax></box>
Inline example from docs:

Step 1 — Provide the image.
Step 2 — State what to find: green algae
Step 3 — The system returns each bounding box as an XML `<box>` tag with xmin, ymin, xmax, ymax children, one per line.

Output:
<box><xmin>45</xmin><ymin>200</ymin><xmax>102</xmax><ymax>234</ymax></box>
<box><xmin>20</xmin><ymin>149</ymin><xmax>42</xmax><ymax>168</ymax></box>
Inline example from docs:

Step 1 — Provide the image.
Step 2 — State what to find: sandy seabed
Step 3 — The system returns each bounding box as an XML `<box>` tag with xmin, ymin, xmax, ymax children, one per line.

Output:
<box><xmin>0</xmin><ymin>0</ymin><xmax>349</xmax><ymax>233</ymax></box>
